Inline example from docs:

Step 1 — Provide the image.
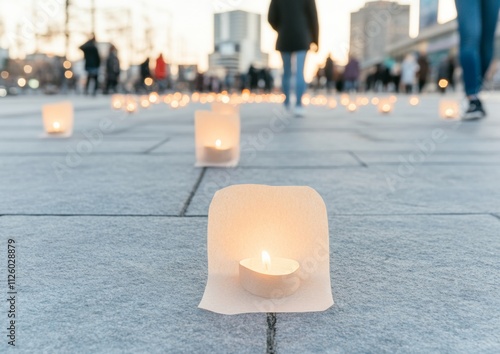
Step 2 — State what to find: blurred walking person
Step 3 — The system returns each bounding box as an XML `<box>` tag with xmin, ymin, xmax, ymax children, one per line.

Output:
<box><xmin>79</xmin><ymin>35</ymin><xmax>101</xmax><ymax>96</ymax></box>
<box><xmin>401</xmin><ymin>53</ymin><xmax>419</xmax><ymax>94</ymax></box>
<box><xmin>455</xmin><ymin>0</ymin><xmax>500</xmax><ymax>119</ymax></box>
<box><xmin>343</xmin><ymin>55</ymin><xmax>360</xmax><ymax>92</ymax></box>
<box><xmin>324</xmin><ymin>54</ymin><xmax>335</xmax><ymax>94</ymax></box>
<box><xmin>138</xmin><ymin>58</ymin><xmax>152</xmax><ymax>93</ymax></box>
<box><xmin>104</xmin><ymin>45</ymin><xmax>120</xmax><ymax>95</ymax></box>
<box><xmin>268</xmin><ymin>0</ymin><xmax>319</xmax><ymax>117</ymax></box>
<box><xmin>155</xmin><ymin>54</ymin><xmax>168</xmax><ymax>92</ymax></box>
<box><xmin>417</xmin><ymin>52</ymin><xmax>430</xmax><ymax>93</ymax></box>
<box><xmin>391</xmin><ymin>62</ymin><xmax>402</xmax><ymax>93</ymax></box>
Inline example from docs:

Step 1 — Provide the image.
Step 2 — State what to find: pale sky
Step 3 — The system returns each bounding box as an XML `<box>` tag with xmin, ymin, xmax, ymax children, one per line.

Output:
<box><xmin>0</xmin><ymin>0</ymin><xmax>456</xmax><ymax>77</ymax></box>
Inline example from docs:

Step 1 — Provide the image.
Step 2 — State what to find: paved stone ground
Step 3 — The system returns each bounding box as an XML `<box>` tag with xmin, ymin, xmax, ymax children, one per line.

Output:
<box><xmin>0</xmin><ymin>93</ymin><xmax>499</xmax><ymax>353</ymax></box>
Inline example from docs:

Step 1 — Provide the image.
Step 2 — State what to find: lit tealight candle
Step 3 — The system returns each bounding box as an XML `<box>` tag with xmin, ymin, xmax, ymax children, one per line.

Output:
<box><xmin>445</xmin><ymin>108</ymin><xmax>456</xmax><ymax>118</ymax></box>
<box><xmin>50</xmin><ymin>121</ymin><xmax>62</xmax><ymax>134</ymax></box>
<box><xmin>409</xmin><ymin>96</ymin><xmax>420</xmax><ymax>106</ymax></box>
<box><xmin>203</xmin><ymin>139</ymin><xmax>233</xmax><ymax>164</ymax></box>
<box><xmin>239</xmin><ymin>251</ymin><xmax>300</xmax><ymax>299</ymax></box>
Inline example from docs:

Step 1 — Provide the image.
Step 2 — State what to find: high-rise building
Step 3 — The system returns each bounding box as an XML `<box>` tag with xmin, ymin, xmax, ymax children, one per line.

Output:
<box><xmin>350</xmin><ymin>1</ymin><xmax>410</xmax><ymax>66</ymax></box>
<box><xmin>209</xmin><ymin>10</ymin><xmax>268</xmax><ymax>74</ymax></box>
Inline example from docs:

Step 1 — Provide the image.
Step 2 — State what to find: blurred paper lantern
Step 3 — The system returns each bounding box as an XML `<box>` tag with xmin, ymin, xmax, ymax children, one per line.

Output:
<box><xmin>409</xmin><ymin>96</ymin><xmax>420</xmax><ymax>106</ymax></box>
<box><xmin>195</xmin><ymin>111</ymin><xmax>240</xmax><ymax>167</ymax></box>
<box><xmin>347</xmin><ymin>102</ymin><xmax>357</xmax><ymax>112</ymax></box>
<box><xmin>199</xmin><ymin>184</ymin><xmax>333</xmax><ymax>314</ymax></box>
<box><xmin>340</xmin><ymin>94</ymin><xmax>350</xmax><ymax>106</ymax></box>
<box><xmin>439</xmin><ymin>100</ymin><xmax>460</xmax><ymax>119</ymax></box>
<box><xmin>42</xmin><ymin>101</ymin><xmax>74</xmax><ymax>137</ymax></box>
<box><xmin>111</xmin><ymin>94</ymin><xmax>125</xmax><ymax>110</ymax></box>
<box><xmin>140</xmin><ymin>95</ymin><xmax>151</xmax><ymax>108</ymax></box>
<box><xmin>149</xmin><ymin>92</ymin><xmax>159</xmax><ymax>104</ymax></box>
<box><xmin>371</xmin><ymin>97</ymin><xmax>380</xmax><ymax>105</ymax></box>
<box><xmin>301</xmin><ymin>94</ymin><xmax>311</xmax><ymax>106</ymax></box>
<box><xmin>378</xmin><ymin>99</ymin><xmax>393</xmax><ymax>114</ymax></box>
<box><xmin>125</xmin><ymin>96</ymin><xmax>138</xmax><ymax>113</ymax></box>
<box><xmin>181</xmin><ymin>94</ymin><xmax>191</xmax><ymax>105</ymax></box>
<box><xmin>191</xmin><ymin>92</ymin><xmax>200</xmax><ymax>103</ymax></box>
<box><xmin>163</xmin><ymin>94</ymin><xmax>172</xmax><ymax>104</ymax></box>
<box><xmin>328</xmin><ymin>98</ymin><xmax>337</xmax><ymax>109</ymax></box>
<box><xmin>359</xmin><ymin>97</ymin><xmax>370</xmax><ymax>106</ymax></box>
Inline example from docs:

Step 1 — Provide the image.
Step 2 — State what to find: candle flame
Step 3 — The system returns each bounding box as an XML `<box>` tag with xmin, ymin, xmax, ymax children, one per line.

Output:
<box><xmin>262</xmin><ymin>251</ymin><xmax>271</xmax><ymax>271</ymax></box>
<box><xmin>215</xmin><ymin>139</ymin><xmax>222</xmax><ymax>149</ymax></box>
<box><xmin>52</xmin><ymin>121</ymin><xmax>61</xmax><ymax>130</ymax></box>
<box><xmin>445</xmin><ymin>108</ymin><xmax>454</xmax><ymax>117</ymax></box>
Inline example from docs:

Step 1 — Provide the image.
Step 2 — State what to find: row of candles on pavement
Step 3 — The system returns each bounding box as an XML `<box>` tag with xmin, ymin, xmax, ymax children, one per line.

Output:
<box><xmin>42</xmin><ymin>92</ymin><xmax>461</xmax><ymax>139</ymax></box>
<box><xmin>108</xmin><ymin>91</ymin><xmax>460</xmax><ymax>119</ymax></box>
<box><xmin>40</xmin><ymin>99</ymin><xmax>292</xmax><ymax>297</ymax></box>
<box><xmin>40</xmin><ymin>93</ymin><xmax>462</xmax><ymax>301</ymax></box>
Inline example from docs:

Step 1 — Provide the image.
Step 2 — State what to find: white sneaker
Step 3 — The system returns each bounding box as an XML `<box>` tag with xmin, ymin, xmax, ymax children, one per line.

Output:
<box><xmin>294</xmin><ymin>106</ymin><xmax>305</xmax><ymax>117</ymax></box>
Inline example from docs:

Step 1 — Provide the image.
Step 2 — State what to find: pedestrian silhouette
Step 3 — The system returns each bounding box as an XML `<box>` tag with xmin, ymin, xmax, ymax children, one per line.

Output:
<box><xmin>268</xmin><ymin>0</ymin><xmax>319</xmax><ymax>117</ymax></box>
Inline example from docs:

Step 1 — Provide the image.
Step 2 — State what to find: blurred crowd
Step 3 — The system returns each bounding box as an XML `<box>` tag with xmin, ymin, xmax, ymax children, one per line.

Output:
<box><xmin>311</xmin><ymin>52</ymin><xmax>461</xmax><ymax>95</ymax></box>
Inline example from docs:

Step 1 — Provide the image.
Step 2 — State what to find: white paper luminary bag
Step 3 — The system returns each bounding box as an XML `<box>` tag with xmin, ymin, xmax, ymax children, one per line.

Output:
<box><xmin>42</xmin><ymin>101</ymin><xmax>74</xmax><ymax>138</ymax></box>
<box><xmin>439</xmin><ymin>100</ymin><xmax>460</xmax><ymax>119</ymax></box>
<box><xmin>195</xmin><ymin>111</ymin><xmax>240</xmax><ymax>167</ymax></box>
<box><xmin>199</xmin><ymin>184</ymin><xmax>334</xmax><ymax>315</ymax></box>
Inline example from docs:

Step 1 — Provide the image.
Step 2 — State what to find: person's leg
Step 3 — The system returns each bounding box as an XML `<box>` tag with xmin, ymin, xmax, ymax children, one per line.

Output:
<box><xmin>455</xmin><ymin>0</ymin><xmax>482</xmax><ymax>96</ymax></box>
<box><xmin>84</xmin><ymin>72</ymin><xmax>91</xmax><ymax>95</ymax></box>
<box><xmin>480</xmin><ymin>0</ymin><xmax>500</xmax><ymax>78</ymax></box>
<box><xmin>91</xmin><ymin>74</ymin><xmax>98</xmax><ymax>96</ymax></box>
<box><xmin>280</xmin><ymin>52</ymin><xmax>292</xmax><ymax>107</ymax></box>
<box><xmin>295</xmin><ymin>50</ymin><xmax>307</xmax><ymax>107</ymax></box>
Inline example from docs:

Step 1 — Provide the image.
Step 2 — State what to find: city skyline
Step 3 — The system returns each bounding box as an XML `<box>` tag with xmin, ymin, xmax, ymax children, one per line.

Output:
<box><xmin>0</xmin><ymin>0</ymin><xmax>457</xmax><ymax>78</ymax></box>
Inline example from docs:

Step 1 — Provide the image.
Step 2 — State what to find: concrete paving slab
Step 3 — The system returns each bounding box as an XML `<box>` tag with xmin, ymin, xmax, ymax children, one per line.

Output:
<box><xmin>0</xmin><ymin>155</ymin><xmax>200</xmax><ymax>215</ymax></box>
<box><xmin>187</xmin><ymin>165</ymin><xmax>500</xmax><ymax>216</ymax></box>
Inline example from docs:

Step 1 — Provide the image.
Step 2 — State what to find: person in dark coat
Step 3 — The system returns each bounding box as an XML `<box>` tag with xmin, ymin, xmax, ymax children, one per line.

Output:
<box><xmin>324</xmin><ymin>54</ymin><xmax>335</xmax><ymax>94</ymax></box>
<box><xmin>268</xmin><ymin>0</ymin><xmax>319</xmax><ymax>117</ymax></box>
<box><xmin>104</xmin><ymin>44</ymin><xmax>120</xmax><ymax>94</ymax></box>
<box><xmin>79</xmin><ymin>35</ymin><xmax>101</xmax><ymax>96</ymax></box>
<box><xmin>248</xmin><ymin>64</ymin><xmax>259</xmax><ymax>91</ymax></box>
<box><xmin>417</xmin><ymin>52</ymin><xmax>430</xmax><ymax>93</ymax></box>
<box><xmin>138</xmin><ymin>58</ymin><xmax>152</xmax><ymax>93</ymax></box>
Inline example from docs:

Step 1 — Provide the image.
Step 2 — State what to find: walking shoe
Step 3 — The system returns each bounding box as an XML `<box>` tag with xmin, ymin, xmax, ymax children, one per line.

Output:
<box><xmin>462</xmin><ymin>99</ymin><xmax>486</xmax><ymax>121</ymax></box>
<box><xmin>294</xmin><ymin>106</ymin><xmax>305</xmax><ymax>118</ymax></box>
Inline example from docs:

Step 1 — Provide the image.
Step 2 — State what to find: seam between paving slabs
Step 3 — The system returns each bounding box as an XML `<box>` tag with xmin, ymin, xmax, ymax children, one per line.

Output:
<box><xmin>348</xmin><ymin>151</ymin><xmax>368</xmax><ymax>167</ymax></box>
<box><xmin>490</xmin><ymin>213</ymin><xmax>500</xmax><ymax>221</ymax></box>
<box><xmin>143</xmin><ymin>137</ymin><xmax>171</xmax><ymax>154</ymax></box>
<box><xmin>179</xmin><ymin>167</ymin><xmax>207</xmax><ymax>217</ymax></box>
